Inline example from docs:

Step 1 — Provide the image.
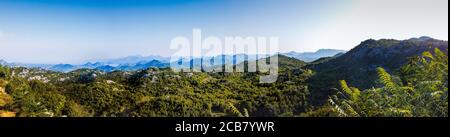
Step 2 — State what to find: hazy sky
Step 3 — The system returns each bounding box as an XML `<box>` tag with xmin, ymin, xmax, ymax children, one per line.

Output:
<box><xmin>0</xmin><ymin>0</ymin><xmax>448</xmax><ymax>64</ymax></box>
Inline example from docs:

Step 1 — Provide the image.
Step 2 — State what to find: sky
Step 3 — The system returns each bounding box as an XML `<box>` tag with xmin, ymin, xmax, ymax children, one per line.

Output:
<box><xmin>0</xmin><ymin>0</ymin><xmax>448</xmax><ymax>64</ymax></box>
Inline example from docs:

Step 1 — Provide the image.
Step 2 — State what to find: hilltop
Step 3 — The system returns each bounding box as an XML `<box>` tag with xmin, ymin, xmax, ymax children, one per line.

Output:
<box><xmin>307</xmin><ymin>36</ymin><xmax>448</xmax><ymax>104</ymax></box>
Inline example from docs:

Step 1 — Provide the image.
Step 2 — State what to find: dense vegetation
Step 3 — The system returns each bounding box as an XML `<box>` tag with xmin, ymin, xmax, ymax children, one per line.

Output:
<box><xmin>0</xmin><ymin>38</ymin><xmax>448</xmax><ymax>117</ymax></box>
<box><xmin>0</xmin><ymin>56</ymin><xmax>313</xmax><ymax>117</ymax></box>
<box><xmin>307</xmin><ymin>37</ymin><xmax>448</xmax><ymax>105</ymax></box>
<box><xmin>327</xmin><ymin>48</ymin><xmax>447</xmax><ymax>117</ymax></box>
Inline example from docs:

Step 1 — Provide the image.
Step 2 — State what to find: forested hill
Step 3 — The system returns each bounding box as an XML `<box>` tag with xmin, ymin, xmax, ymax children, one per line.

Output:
<box><xmin>0</xmin><ymin>37</ymin><xmax>448</xmax><ymax>117</ymax></box>
<box><xmin>234</xmin><ymin>55</ymin><xmax>307</xmax><ymax>72</ymax></box>
<box><xmin>0</xmin><ymin>55</ymin><xmax>314</xmax><ymax>117</ymax></box>
<box><xmin>306</xmin><ymin>36</ymin><xmax>448</xmax><ymax>105</ymax></box>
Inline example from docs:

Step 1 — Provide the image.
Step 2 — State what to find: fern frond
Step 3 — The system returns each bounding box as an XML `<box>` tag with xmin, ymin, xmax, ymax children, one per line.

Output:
<box><xmin>242</xmin><ymin>108</ymin><xmax>250</xmax><ymax>117</ymax></box>
<box><xmin>422</xmin><ymin>51</ymin><xmax>434</xmax><ymax>59</ymax></box>
<box><xmin>227</xmin><ymin>102</ymin><xmax>243</xmax><ymax>117</ymax></box>
<box><xmin>376</xmin><ymin>67</ymin><xmax>396</xmax><ymax>92</ymax></box>
<box><xmin>341</xmin><ymin>101</ymin><xmax>360</xmax><ymax>117</ymax></box>
<box><xmin>328</xmin><ymin>97</ymin><xmax>347</xmax><ymax>117</ymax></box>
<box><xmin>339</xmin><ymin>80</ymin><xmax>353</xmax><ymax>98</ymax></box>
<box><xmin>350</xmin><ymin>87</ymin><xmax>361</xmax><ymax>101</ymax></box>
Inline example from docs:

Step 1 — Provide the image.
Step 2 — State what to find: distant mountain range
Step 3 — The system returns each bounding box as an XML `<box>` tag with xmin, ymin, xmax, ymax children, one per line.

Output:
<box><xmin>2</xmin><ymin>36</ymin><xmax>446</xmax><ymax>75</ymax></box>
<box><xmin>283</xmin><ymin>49</ymin><xmax>346</xmax><ymax>62</ymax></box>
<box><xmin>1</xmin><ymin>49</ymin><xmax>345</xmax><ymax>72</ymax></box>
<box><xmin>87</xmin><ymin>55</ymin><xmax>171</xmax><ymax>65</ymax></box>
<box><xmin>2</xmin><ymin>36</ymin><xmax>447</xmax><ymax>112</ymax></box>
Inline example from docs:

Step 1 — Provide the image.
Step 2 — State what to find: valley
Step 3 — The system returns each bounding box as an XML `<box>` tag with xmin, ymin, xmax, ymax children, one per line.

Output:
<box><xmin>0</xmin><ymin>37</ymin><xmax>448</xmax><ymax>117</ymax></box>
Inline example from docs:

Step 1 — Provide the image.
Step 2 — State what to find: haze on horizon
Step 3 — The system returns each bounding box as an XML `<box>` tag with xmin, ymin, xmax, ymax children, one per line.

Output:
<box><xmin>0</xmin><ymin>0</ymin><xmax>448</xmax><ymax>64</ymax></box>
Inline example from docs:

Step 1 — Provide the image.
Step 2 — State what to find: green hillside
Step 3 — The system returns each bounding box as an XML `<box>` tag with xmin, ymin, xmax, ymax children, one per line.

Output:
<box><xmin>0</xmin><ymin>37</ymin><xmax>448</xmax><ymax>117</ymax></box>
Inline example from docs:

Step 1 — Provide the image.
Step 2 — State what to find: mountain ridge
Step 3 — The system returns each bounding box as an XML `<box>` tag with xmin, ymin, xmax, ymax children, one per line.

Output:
<box><xmin>306</xmin><ymin>36</ymin><xmax>448</xmax><ymax>105</ymax></box>
<box><xmin>1</xmin><ymin>49</ymin><xmax>344</xmax><ymax>72</ymax></box>
<box><xmin>283</xmin><ymin>49</ymin><xmax>346</xmax><ymax>62</ymax></box>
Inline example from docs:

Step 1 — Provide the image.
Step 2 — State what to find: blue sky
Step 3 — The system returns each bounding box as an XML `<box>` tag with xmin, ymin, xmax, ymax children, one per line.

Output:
<box><xmin>0</xmin><ymin>0</ymin><xmax>448</xmax><ymax>64</ymax></box>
